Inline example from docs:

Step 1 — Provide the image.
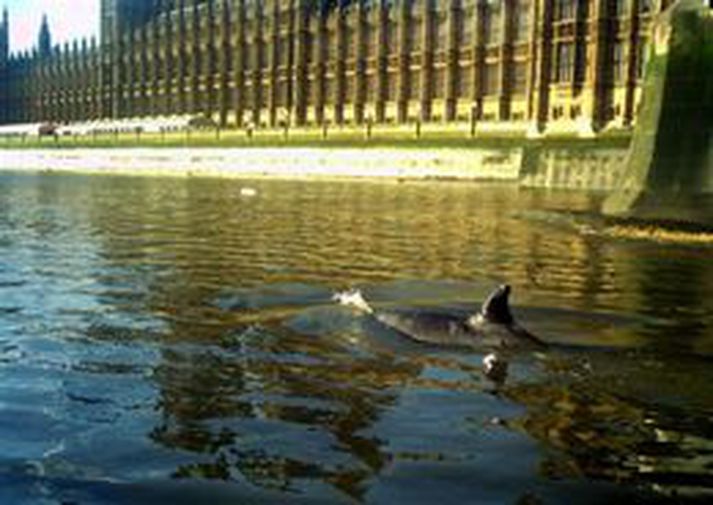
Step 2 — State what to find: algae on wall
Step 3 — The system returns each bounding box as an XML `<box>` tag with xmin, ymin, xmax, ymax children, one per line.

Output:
<box><xmin>603</xmin><ymin>0</ymin><xmax>713</xmax><ymax>223</ymax></box>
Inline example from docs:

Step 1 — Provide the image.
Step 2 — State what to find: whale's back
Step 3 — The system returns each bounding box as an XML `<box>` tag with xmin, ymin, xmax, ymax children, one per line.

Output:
<box><xmin>337</xmin><ymin>284</ymin><xmax>547</xmax><ymax>351</ymax></box>
<box><xmin>375</xmin><ymin>310</ymin><xmax>478</xmax><ymax>348</ymax></box>
<box><xmin>374</xmin><ymin>308</ymin><xmax>547</xmax><ymax>351</ymax></box>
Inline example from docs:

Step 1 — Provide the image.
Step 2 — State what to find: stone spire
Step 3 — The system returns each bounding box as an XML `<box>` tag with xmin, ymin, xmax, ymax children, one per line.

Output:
<box><xmin>1</xmin><ymin>7</ymin><xmax>9</xmax><ymax>62</ymax></box>
<box><xmin>38</xmin><ymin>14</ymin><xmax>52</xmax><ymax>57</ymax></box>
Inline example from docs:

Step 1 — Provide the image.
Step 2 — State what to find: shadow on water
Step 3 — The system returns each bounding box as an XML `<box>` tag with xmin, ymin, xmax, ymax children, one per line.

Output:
<box><xmin>0</xmin><ymin>173</ymin><xmax>711</xmax><ymax>503</ymax></box>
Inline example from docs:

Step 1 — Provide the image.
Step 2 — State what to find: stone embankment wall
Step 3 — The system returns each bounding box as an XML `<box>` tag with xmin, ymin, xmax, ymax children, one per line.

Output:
<box><xmin>0</xmin><ymin>143</ymin><xmax>630</xmax><ymax>191</ymax></box>
<box><xmin>0</xmin><ymin>147</ymin><xmax>523</xmax><ymax>181</ymax></box>
<box><xmin>520</xmin><ymin>148</ymin><xmax>628</xmax><ymax>191</ymax></box>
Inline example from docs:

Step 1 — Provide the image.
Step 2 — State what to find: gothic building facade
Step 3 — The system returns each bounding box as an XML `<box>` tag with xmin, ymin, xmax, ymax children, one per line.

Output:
<box><xmin>0</xmin><ymin>0</ymin><xmax>670</xmax><ymax>134</ymax></box>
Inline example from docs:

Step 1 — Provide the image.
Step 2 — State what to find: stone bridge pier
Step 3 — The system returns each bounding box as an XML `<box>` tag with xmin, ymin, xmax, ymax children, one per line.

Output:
<box><xmin>603</xmin><ymin>0</ymin><xmax>713</xmax><ymax>224</ymax></box>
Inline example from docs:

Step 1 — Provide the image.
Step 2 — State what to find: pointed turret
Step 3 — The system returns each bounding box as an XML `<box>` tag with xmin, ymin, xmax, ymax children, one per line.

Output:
<box><xmin>0</xmin><ymin>7</ymin><xmax>9</xmax><ymax>63</ymax></box>
<box><xmin>38</xmin><ymin>14</ymin><xmax>51</xmax><ymax>58</ymax></box>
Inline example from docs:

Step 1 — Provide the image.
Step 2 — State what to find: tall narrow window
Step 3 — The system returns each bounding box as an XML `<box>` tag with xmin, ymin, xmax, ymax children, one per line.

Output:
<box><xmin>513</xmin><ymin>61</ymin><xmax>528</xmax><ymax>95</ymax></box>
<box><xmin>433</xmin><ymin>68</ymin><xmax>446</xmax><ymax>99</ymax></box>
<box><xmin>554</xmin><ymin>42</ymin><xmax>573</xmax><ymax>83</ymax></box>
<box><xmin>613</xmin><ymin>41</ymin><xmax>625</xmax><ymax>84</ymax></box>
<box><xmin>636</xmin><ymin>40</ymin><xmax>649</xmax><ymax>80</ymax></box>
<box><xmin>554</xmin><ymin>0</ymin><xmax>576</xmax><ymax>21</ymax></box>
<box><xmin>483</xmin><ymin>62</ymin><xmax>500</xmax><ymax>95</ymax></box>
<box><xmin>436</xmin><ymin>14</ymin><xmax>448</xmax><ymax>52</ymax></box>
<box><xmin>484</xmin><ymin>1</ymin><xmax>502</xmax><ymax>46</ymax></box>
<box><xmin>325</xmin><ymin>78</ymin><xmax>335</xmax><ymax>105</ymax></box>
<box><xmin>388</xmin><ymin>72</ymin><xmax>397</xmax><ymax>101</ymax></box>
<box><xmin>514</xmin><ymin>1</ymin><xmax>531</xmax><ymax>42</ymax></box>
<box><xmin>461</xmin><ymin>8</ymin><xmax>473</xmax><ymax>46</ymax></box>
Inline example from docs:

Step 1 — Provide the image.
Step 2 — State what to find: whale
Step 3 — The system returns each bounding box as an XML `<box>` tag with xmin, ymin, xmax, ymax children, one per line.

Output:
<box><xmin>333</xmin><ymin>284</ymin><xmax>546</xmax><ymax>383</ymax></box>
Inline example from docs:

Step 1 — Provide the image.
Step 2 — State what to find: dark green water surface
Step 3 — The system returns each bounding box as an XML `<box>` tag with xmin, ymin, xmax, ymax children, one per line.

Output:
<box><xmin>0</xmin><ymin>173</ymin><xmax>711</xmax><ymax>504</ymax></box>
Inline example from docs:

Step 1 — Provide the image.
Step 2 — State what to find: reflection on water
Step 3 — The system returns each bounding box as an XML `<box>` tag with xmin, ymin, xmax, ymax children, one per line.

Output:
<box><xmin>0</xmin><ymin>173</ymin><xmax>711</xmax><ymax>504</ymax></box>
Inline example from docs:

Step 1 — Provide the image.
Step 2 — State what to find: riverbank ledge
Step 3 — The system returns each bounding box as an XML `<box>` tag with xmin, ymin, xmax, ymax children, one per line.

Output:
<box><xmin>0</xmin><ymin>147</ymin><xmax>526</xmax><ymax>181</ymax></box>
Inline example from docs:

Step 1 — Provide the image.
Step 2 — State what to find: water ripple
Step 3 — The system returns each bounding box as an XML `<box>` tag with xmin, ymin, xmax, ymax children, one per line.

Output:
<box><xmin>0</xmin><ymin>173</ymin><xmax>710</xmax><ymax>503</ymax></box>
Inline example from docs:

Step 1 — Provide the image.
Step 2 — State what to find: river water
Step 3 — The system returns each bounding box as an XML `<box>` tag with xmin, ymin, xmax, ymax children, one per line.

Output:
<box><xmin>0</xmin><ymin>172</ymin><xmax>711</xmax><ymax>504</ymax></box>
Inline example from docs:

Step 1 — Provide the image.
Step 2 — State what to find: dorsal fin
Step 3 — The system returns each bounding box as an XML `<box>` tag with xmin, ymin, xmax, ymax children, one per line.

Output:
<box><xmin>479</xmin><ymin>284</ymin><xmax>514</xmax><ymax>324</ymax></box>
